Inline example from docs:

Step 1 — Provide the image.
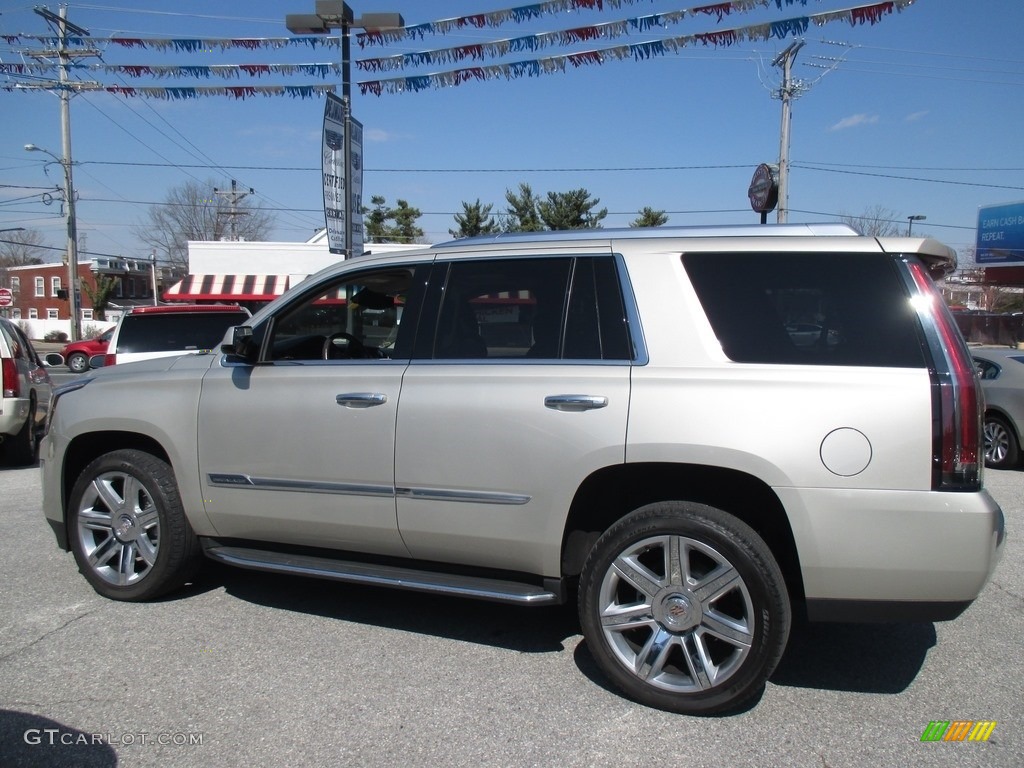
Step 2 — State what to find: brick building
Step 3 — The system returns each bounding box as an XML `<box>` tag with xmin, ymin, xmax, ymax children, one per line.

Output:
<box><xmin>0</xmin><ymin>257</ymin><xmax>164</xmax><ymax>339</ymax></box>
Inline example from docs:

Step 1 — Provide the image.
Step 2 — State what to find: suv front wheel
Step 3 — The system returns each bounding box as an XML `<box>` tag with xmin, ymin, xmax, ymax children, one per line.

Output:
<box><xmin>578</xmin><ymin>502</ymin><xmax>790</xmax><ymax>715</ymax></box>
<box><xmin>69</xmin><ymin>449</ymin><xmax>201</xmax><ymax>601</ymax></box>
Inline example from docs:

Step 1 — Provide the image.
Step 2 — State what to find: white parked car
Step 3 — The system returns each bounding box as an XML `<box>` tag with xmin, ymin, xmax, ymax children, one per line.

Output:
<box><xmin>95</xmin><ymin>303</ymin><xmax>251</xmax><ymax>367</ymax></box>
<box><xmin>40</xmin><ymin>224</ymin><xmax>1004</xmax><ymax>714</ymax></box>
<box><xmin>1</xmin><ymin>317</ymin><xmax>54</xmax><ymax>464</ymax></box>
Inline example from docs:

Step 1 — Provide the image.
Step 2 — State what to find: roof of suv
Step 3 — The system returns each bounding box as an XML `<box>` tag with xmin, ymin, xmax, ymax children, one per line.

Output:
<box><xmin>432</xmin><ymin>222</ymin><xmax>861</xmax><ymax>248</ymax></box>
<box><xmin>427</xmin><ymin>222</ymin><xmax>958</xmax><ymax>275</ymax></box>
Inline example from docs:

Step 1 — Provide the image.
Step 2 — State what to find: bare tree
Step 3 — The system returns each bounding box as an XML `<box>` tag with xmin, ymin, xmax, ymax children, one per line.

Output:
<box><xmin>134</xmin><ymin>179</ymin><xmax>275</xmax><ymax>270</ymax></box>
<box><xmin>838</xmin><ymin>206</ymin><xmax>904</xmax><ymax>237</ymax></box>
<box><xmin>0</xmin><ymin>229</ymin><xmax>47</xmax><ymax>268</ymax></box>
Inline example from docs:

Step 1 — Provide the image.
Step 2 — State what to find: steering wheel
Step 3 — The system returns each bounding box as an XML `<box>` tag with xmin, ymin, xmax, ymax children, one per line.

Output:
<box><xmin>322</xmin><ymin>332</ymin><xmax>366</xmax><ymax>360</ymax></box>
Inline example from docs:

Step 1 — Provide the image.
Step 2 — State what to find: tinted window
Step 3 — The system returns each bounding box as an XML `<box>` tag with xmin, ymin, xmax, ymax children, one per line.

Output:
<box><xmin>117</xmin><ymin>311</ymin><xmax>250</xmax><ymax>354</ymax></box>
<box><xmin>421</xmin><ymin>256</ymin><xmax>631</xmax><ymax>361</ymax></box>
<box><xmin>683</xmin><ymin>252</ymin><xmax>926</xmax><ymax>367</ymax></box>
<box><xmin>265</xmin><ymin>266</ymin><xmax>424</xmax><ymax>361</ymax></box>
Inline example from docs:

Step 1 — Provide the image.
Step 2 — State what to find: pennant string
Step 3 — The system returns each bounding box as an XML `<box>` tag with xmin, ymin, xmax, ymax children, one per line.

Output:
<box><xmin>358</xmin><ymin>1</ymin><xmax>910</xmax><ymax>95</ymax></box>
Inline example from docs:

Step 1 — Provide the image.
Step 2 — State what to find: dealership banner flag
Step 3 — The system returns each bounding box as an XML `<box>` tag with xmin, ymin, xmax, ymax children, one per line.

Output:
<box><xmin>322</xmin><ymin>93</ymin><xmax>346</xmax><ymax>255</ymax></box>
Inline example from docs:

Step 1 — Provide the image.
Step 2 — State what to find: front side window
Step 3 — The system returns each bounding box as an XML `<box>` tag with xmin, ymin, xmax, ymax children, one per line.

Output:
<box><xmin>683</xmin><ymin>251</ymin><xmax>927</xmax><ymax>367</ymax></box>
<box><xmin>264</xmin><ymin>265</ymin><xmax>425</xmax><ymax>362</ymax></box>
<box><xmin>420</xmin><ymin>256</ymin><xmax>631</xmax><ymax>361</ymax></box>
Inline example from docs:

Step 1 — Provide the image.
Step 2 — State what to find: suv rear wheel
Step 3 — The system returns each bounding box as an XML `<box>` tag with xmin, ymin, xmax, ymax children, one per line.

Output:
<box><xmin>69</xmin><ymin>449</ymin><xmax>201</xmax><ymax>601</ymax></box>
<box><xmin>578</xmin><ymin>502</ymin><xmax>790</xmax><ymax>715</ymax></box>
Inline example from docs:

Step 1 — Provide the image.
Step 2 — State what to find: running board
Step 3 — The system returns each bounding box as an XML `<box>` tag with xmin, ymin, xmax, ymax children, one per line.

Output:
<box><xmin>203</xmin><ymin>544</ymin><xmax>562</xmax><ymax>606</ymax></box>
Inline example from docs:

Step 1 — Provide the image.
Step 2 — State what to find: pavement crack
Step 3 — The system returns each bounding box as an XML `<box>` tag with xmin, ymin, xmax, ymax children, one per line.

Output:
<box><xmin>0</xmin><ymin>610</ymin><xmax>96</xmax><ymax>663</ymax></box>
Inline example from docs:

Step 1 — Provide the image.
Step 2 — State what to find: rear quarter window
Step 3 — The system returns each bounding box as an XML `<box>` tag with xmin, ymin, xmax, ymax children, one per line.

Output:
<box><xmin>116</xmin><ymin>312</ymin><xmax>250</xmax><ymax>354</ymax></box>
<box><xmin>682</xmin><ymin>251</ymin><xmax>926</xmax><ymax>367</ymax></box>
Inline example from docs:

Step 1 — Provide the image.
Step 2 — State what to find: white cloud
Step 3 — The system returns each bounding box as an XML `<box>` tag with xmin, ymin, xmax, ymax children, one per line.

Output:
<box><xmin>904</xmin><ymin>110</ymin><xmax>929</xmax><ymax>122</ymax></box>
<box><xmin>364</xmin><ymin>128</ymin><xmax>392</xmax><ymax>142</ymax></box>
<box><xmin>829</xmin><ymin>113</ymin><xmax>879</xmax><ymax>131</ymax></box>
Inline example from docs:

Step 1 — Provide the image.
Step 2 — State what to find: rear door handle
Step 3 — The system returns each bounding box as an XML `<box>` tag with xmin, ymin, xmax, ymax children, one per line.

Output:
<box><xmin>544</xmin><ymin>395</ymin><xmax>608</xmax><ymax>412</ymax></box>
<box><xmin>336</xmin><ymin>393</ymin><xmax>388</xmax><ymax>408</ymax></box>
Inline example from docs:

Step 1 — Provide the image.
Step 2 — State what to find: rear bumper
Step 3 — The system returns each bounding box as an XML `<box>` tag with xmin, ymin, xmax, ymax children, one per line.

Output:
<box><xmin>779</xmin><ymin>486</ymin><xmax>1005</xmax><ymax>613</ymax></box>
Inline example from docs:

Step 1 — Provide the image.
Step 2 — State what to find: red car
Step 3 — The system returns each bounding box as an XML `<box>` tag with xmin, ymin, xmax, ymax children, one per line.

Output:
<box><xmin>60</xmin><ymin>327</ymin><xmax>113</xmax><ymax>373</ymax></box>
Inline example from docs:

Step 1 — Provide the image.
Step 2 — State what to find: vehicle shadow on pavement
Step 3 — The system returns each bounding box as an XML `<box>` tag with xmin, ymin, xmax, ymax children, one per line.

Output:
<box><xmin>0</xmin><ymin>710</ymin><xmax>118</xmax><ymax>767</ymax></box>
<box><xmin>770</xmin><ymin>617</ymin><xmax>937</xmax><ymax>693</ymax></box>
<box><xmin>202</xmin><ymin>560</ymin><xmax>582</xmax><ymax>654</ymax></box>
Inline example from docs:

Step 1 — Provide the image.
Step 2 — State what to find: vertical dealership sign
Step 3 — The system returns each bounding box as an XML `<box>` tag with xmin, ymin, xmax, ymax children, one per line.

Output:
<box><xmin>322</xmin><ymin>93</ymin><xmax>346</xmax><ymax>255</ymax></box>
<box><xmin>350</xmin><ymin>116</ymin><xmax>364</xmax><ymax>258</ymax></box>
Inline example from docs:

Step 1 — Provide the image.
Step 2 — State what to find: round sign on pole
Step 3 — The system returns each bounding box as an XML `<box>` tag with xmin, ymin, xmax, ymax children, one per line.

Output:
<box><xmin>748</xmin><ymin>163</ymin><xmax>779</xmax><ymax>218</ymax></box>
<box><xmin>0</xmin><ymin>288</ymin><xmax>13</xmax><ymax>307</ymax></box>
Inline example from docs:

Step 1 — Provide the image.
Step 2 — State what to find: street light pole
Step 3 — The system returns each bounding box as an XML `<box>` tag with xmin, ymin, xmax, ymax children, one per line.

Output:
<box><xmin>907</xmin><ymin>214</ymin><xmax>926</xmax><ymax>236</ymax></box>
<box><xmin>25</xmin><ymin>142</ymin><xmax>80</xmax><ymax>341</ymax></box>
<box><xmin>285</xmin><ymin>2</ymin><xmax>402</xmax><ymax>258</ymax></box>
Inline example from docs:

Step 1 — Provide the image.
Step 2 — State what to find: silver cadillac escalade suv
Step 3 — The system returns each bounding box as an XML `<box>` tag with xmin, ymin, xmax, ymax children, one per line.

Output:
<box><xmin>40</xmin><ymin>224</ymin><xmax>1004</xmax><ymax>715</ymax></box>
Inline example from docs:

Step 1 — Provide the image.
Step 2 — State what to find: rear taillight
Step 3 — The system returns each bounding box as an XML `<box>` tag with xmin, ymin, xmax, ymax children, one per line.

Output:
<box><xmin>103</xmin><ymin>353</ymin><xmax>116</xmax><ymax>367</ymax></box>
<box><xmin>2</xmin><ymin>357</ymin><xmax>19</xmax><ymax>398</ymax></box>
<box><xmin>905</xmin><ymin>260</ymin><xmax>982</xmax><ymax>490</ymax></box>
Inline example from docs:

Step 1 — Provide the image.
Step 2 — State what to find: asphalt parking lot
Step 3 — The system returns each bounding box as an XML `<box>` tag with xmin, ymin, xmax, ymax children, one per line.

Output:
<box><xmin>1</xmin><ymin>462</ymin><xmax>1021</xmax><ymax>768</ymax></box>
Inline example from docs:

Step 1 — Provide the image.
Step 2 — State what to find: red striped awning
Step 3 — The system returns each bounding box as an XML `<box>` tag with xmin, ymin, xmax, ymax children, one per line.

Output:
<box><xmin>164</xmin><ymin>274</ymin><xmax>291</xmax><ymax>302</ymax></box>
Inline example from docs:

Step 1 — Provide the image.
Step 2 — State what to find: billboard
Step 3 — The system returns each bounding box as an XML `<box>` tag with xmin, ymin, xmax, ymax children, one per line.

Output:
<box><xmin>976</xmin><ymin>201</ymin><xmax>1024</xmax><ymax>265</ymax></box>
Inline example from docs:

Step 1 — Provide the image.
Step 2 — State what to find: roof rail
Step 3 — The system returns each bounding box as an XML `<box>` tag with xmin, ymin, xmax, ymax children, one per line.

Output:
<box><xmin>432</xmin><ymin>222</ymin><xmax>860</xmax><ymax>249</ymax></box>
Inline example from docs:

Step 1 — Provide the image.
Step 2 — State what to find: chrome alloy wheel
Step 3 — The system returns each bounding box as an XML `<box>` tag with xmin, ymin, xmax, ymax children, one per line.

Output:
<box><xmin>984</xmin><ymin>419</ymin><xmax>1011</xmax><ymax>466</ymax></box>
<box><xmin>76</xmin><ymin>470</ymin><xmax>160</xmax><ymax>587</ymax></box>
<box><xmin>597</xmin><ymin>534</ymin><xmax>755</xmax><ymax>694</ymax></box>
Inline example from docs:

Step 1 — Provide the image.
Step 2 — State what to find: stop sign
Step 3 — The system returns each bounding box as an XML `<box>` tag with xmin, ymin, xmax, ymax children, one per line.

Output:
<box><xmin>0</xmin><ymin>288</ymin><xmax>13</xmax><ymax>307</ymax></box>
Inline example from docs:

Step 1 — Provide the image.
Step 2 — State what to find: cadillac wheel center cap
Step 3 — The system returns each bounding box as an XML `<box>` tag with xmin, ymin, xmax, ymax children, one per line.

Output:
<box><xmin>113</xmin><ymin>513</ymin><xmax>137</xmax><ymax>542</ymax></box>
<box><xmin>663</xmin><ymin>595</ymin><xmax>693</xmax><ymax>629</ymax></box>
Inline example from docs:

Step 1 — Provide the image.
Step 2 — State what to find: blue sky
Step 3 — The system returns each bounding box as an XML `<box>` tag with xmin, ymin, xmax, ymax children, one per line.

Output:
<box><xmin>2</xmin><ymin>0</ymin><xmax>1022</xmax><ymax>264</ymax></box>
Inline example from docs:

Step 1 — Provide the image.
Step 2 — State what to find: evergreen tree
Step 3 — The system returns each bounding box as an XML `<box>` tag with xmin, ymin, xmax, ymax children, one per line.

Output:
<box><xmin>503</xmin><ymin>183</ymin><xmax>543</xmax><ymax>232</ymax></box>
<box><xmin>537</xmin><ymin>188</ymin><xmax>607</xmax><ymax>230</ymax></box>
<box><xmin>631</xmin><ymin>207</ymin><xmax>669</xmax><ymax>228</ymax></box>
<box><xmin>450</xmin><ymin>199</ymin><xmax>500</xmax><ymax>238</ymax></box>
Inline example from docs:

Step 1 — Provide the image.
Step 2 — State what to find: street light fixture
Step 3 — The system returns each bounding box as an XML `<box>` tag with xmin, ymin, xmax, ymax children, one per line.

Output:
<box><xmin>907</xmin><ymin>214</ymin><xmax>926</xmax><ymax>236</ymax></box>
<box><xmin>25</xmin><ymin>142</ymin><xmax>81</xmax><ymax>340</ymax></box>
<box><xmin>285</xmin><ymin>1</ymin><xmax>403</xmax><ymax>258</ymax></box>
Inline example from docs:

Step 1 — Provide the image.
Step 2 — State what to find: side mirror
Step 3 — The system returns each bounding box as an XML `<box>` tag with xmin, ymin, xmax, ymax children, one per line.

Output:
<box><xmin>88</xmin><ymin>354</ymin><xmax>107</xmax><ymax>369</ymax></box>
<box><xmin>222</xmin><ymin>325</ymin><xmax>258</xmax><ymax>361</ymax></box>
<box><xmin>42</xmin><ymin>352</ymin><xmax>65</xmax><ymax>367</ymax></box>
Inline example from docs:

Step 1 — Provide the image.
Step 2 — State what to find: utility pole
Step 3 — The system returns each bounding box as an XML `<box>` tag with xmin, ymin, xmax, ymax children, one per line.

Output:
<box><xmin>24</xmin><ymin>7</ymin><xmax>98</xmax><ymax>341</ymax></box>
<box><xmin>214</xmin><ymin>179</ymin><xmax>254</xmax><ymax>241</ymax></box>
<box><xmin>772</xmin><ymin>41</ymin><xmax>805</xmax><ymax>224</ymax></box>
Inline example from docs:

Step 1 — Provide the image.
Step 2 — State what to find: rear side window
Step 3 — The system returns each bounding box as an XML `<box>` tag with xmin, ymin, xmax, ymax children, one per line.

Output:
<box><xmin>116</xmin><ymin>312</ymin><xmax>250</xmax><ymax>354</ymax></box>
<box><xmin>418</xmin><ymin>256</ymin><xmax>631</xmax><ymax>361</ymax></box>
<box><xmin>683</xmin><ymin>252</ymin><xmax>926</xmax><ymax>367</ymax></box>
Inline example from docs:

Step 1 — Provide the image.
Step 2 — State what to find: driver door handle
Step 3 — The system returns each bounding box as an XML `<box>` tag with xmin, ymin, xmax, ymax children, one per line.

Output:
<box><xmin>544</xmin><ymin>394</ymin><xmax>608</xmax><ymax>412</ymax></box>
<box><xmin>336</xmin><ymin>393</ymin><xmax>388</xmax><ymax>408</ymax></box>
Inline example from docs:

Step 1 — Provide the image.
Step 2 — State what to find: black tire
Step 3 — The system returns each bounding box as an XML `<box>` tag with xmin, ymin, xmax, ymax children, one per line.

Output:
<box><xmin>5</xmin><ymin>398</ymin><xmax>38</xmax><ymax>466</ymax></box>
<box><xmin>68</xmin><ymin>449</ymin><xmax>201</xmax><ymax>601</ymax></box>
<box><xmin>578</xmin><ymin>501</ymin><xmax>791</xmax><ymax>715</ymax></box>
<box><xmin>67</xmin><ymin>352</ymin><xmax>89</xmax><ymax>373</ymax></box>
<box><xmin>984</xmin><ymin>414</ymin><xmax>1020</xmax><ymax>470</ymax></box>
